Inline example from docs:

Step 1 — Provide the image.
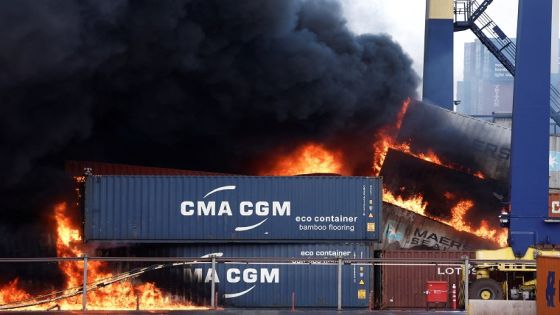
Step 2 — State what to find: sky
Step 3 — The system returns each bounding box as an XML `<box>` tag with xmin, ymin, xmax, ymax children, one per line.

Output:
<box><xmin>341</xmin><ymin>0</ymin><xmax>521</xmax><ymax>96</ymax></box>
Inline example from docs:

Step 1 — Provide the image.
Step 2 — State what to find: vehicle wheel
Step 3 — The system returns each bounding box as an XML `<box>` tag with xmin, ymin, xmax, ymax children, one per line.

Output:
<box><xmin>469</xmin><ymin>278</ymin><xmax>503</xmax><ymax>300</ymax></box>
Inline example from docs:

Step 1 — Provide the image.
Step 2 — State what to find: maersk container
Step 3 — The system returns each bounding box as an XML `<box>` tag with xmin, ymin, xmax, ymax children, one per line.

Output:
<box><xmin>380</xmin><ymin>203</ymin><xmax>497</xmax><ymax>251</ymax></box>
<box><xmin>98</xmin><ymin>243</ymin><xmax>372</xmax><ymax>308</ymax></box>
<box><xmin>84</xmin><ymin>176</ymin><xmax>381</xmax><ymax>242</ymax></box>
<box><xmin>398</xmin><ymin>100</ymin><xmax>511</xmax><ymax>183</ymax></box>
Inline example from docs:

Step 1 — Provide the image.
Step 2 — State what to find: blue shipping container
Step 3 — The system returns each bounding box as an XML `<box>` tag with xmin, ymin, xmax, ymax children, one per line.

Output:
<box><xmin>102</xmin><ymin>243</ymin><xmax>373</xmax><ymax>308</ymax></box>
<box><xmin>84</xmin><ymin>176</ymin><xmax>381</xmax><ymax>242</ymax></box>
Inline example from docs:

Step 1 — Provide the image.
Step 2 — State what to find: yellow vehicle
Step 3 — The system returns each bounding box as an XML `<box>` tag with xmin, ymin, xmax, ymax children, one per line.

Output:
<box><xmin>469</xmin><ymin>247</ymin><xmax>560</xmax><ymax>300</ymax></box>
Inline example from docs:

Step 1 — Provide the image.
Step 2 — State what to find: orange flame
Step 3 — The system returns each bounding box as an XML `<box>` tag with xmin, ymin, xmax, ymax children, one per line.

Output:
<box><xmin>372</xmin><ymin>98</ymin><xmax>485</xmax><ymax>179</ymax></box>
<box><xmin>260</xmin><ymin>143</ymin><xmax>347</xmax><ymax>175</ymax></box>
<box><xmin>0</xmin><ymin>203</ymin><xmax>204</xmax><ymax>311</ymax></box>
<box><xmin>442</xmin><ymin>200</ymin><xmax>508</xmax><ymax>247</ymax></box>
<box><xmin>0</xmin><ymin>279</ymin><xmax>31</xmax><ymax>305</ymax></box>
<box><xmin>373</xmin><ymin>99</ymin><xmax>502</xmax><ymax>245</ymax></box>
<box><xmin>383</xmin><ymin>190</ymin><xmax>508</xmax><ymax>247</ymax></box>
<box><xmin>373</xmin><ymin>98</ymin><xmax>411</xmax><ymax>175</ymax></box>
<box><xmin>382</xmin><ymin>188</ymin><xmax>427</xmax><ymax>216</ymax></box>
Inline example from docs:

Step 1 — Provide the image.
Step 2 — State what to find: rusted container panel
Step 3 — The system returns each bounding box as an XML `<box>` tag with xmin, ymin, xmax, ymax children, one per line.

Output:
<box><xmin>548</xmin><ymin>192</ymin><xmax>560</xmax><ymax>218</ymax></box>
<box><xmin>65</xmin><ymin>160</ymin><xmax>230</xmax><ymax>177</ymax></box>
<box><xmin>380</xmin><ymin>203</ymin><xmax>498</xmax><ymax>251</ymax></box>
<box><xmin>379</xmin><ymin>250</ymin><xmax>474</xmax><ymax>309</ymax></box>
<box><xmin>536</xmin><ymin>256</ymin><xmax>560</xmax><ymax>315</ymax></box>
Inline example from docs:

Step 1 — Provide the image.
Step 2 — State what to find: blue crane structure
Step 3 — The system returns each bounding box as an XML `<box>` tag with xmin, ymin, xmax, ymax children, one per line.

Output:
<box><xmin>424</xmin><ymin>0</ymin><xmax>559</xmax><ymax>256</ymax></box>
<box><xmin>455</xmin><ymin>0</ymin><xmax>557</xmax><ymax>256</ymax></box>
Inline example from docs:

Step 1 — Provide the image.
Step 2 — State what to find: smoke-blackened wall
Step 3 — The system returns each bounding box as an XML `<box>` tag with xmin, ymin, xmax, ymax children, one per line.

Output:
<box><xmin>0</xmin><ymin>0</ymin><xmax>418</xmax><ymax>235</ymax></box>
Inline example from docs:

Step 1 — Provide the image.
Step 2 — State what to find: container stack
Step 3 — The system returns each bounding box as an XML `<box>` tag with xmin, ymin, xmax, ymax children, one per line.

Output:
<box><xmin>84</xmin><ymin>175</ymin><xmax>382</xmax><ymax>308</ymax></box>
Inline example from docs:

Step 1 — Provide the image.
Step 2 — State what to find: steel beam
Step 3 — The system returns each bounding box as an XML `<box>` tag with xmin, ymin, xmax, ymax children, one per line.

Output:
<box><xmin>509</xmin><ymin>0</ymin><xmax>553</xmax><ymax>255</ymax></box>
<box><xmin>423</xmin><ymin>0</ymin><xmax>454</xmax><ymax>109</ymax></box>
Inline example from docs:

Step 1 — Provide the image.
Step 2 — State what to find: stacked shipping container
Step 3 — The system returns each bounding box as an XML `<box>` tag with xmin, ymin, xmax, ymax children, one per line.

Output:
<box><xmin>77</xmin><ymin>156</ymin><xmax>497</xmax><ymax>309</ymax></box>
<box><xmin>377</xmin><ymin>250</ymin><xmax>474</xmax><ymax>309</ymax></box>
<box><xmin>84</xmin><ymin>176</ymin><xmax>381</xmax><ymax>242</ymax></box>
<box><xmin>99</xmin><ymin>243</ymin><xmax>373</xmax><ymax>307</ymax></box>
<box><xmin>85</xmin><ymin>175</ymin><xmax>382</xmax><ymax>308</ymax></box>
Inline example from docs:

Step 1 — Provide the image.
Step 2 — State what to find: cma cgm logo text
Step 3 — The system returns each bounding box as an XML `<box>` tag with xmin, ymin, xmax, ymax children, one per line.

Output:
<box><xmin>180</xmin><ymin>185</ymin><xmax>291</xmax><ymax>231</ymax></box>
<box><xmin>187</xmin><ymin>253</ymin><xmax>279</xmax><ymax>299</ymax></box>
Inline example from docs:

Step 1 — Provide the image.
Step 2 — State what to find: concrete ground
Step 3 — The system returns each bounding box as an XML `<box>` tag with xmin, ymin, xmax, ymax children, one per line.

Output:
<box><xmin>1</xmin><ymin>310</ymin><xmax>466</xmax><ymax>315</ymax></box>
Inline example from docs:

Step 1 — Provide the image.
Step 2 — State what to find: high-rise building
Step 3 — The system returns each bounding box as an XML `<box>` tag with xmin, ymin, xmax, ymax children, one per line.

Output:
<box><xmin>457</xmin><ymin>39</ymin><xmax>560</xmax><ymax>116</ymax></box>
<box><xmin>457</xmin><ymin>39</ymin><xmax>514</xmax><ymax>115</ymax></box>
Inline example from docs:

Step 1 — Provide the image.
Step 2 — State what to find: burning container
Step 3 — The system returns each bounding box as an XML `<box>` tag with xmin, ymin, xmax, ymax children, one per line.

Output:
<box><xmin>97</xmin><ymin>243</ymin><xmax>373</xmax><ymax>308</ymax></box>
<box><xmin>380</xmin><ymin>203</ymin><xmax>498</xmax><ymax>251</ymax></box>
<box><xmin>380</xmin><ymin>149</ymin><xmax>507</xmax><ymax>242</ymax></box>
<box><xmin>84</xmin><ymin>175</ymin><xmax>381</xmax><ymax>242</ymax></box>
<box><xmin>377</xmin><ymin>250</ymin><xmax>474</xmax><ymax>309</ymax></box>
<box><xmin>397</xmin><ymin>100</ymin><xmax>511</xmax><ymax>183</ymax></box>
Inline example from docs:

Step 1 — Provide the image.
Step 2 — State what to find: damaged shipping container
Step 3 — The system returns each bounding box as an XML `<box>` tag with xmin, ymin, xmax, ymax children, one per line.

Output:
<box><xmin>380</xmin><ymin>149</ymin><xmax>507</xmax><ymax>228</ymax></box>
<box><xmin>397</xmin><ymin>100</ymin><xmax>511</xmax><ymax>183</ymax></box>
<box><xmin>97</xmin><ymin>243</ymin><xmax>373</xmax><ymax>308</ymax></box>
<box><xmin>380</xmin><ymin>203</ymin><xmax>497</xmax><ymax>251</ymax></box>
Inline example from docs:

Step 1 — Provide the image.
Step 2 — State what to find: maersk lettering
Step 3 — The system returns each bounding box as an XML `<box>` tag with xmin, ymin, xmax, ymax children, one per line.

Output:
<box><xmin>472</xmin><ymin>139</ymin><xmax>510</xmax><ymax>160</ymax></box>
<box><xmin>180</xmin><ymin>201</ymin><xmax>290</xmax><ymax>216</ymax></box>
<box><xmin>411</xmin><ymin>228</ymin><xmax>462</xmax><ymax>250</ymax></box>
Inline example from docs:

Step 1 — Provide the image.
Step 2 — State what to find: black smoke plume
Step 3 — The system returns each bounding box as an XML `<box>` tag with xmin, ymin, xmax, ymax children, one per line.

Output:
<box><xmin>0</xmin><ymin>0</ymin><xmax>417</xmax><ymax>260</ymax></box>
<box><xmin>0</xmin><ymin>0</ymin><xmax>418</xmax><ymax>223</ymax></box>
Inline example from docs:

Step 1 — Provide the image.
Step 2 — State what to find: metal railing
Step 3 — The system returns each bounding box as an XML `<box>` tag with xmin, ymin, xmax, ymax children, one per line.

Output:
<box><xmin>0</xmin><ymin>255</ymin><xmax>538</xmax><ymax>311</ymax></box>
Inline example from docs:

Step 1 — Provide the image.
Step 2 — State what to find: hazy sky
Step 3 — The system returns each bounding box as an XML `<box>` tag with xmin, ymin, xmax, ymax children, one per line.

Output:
<box><xmin>341</xmin><ymin>0</ymin><xmax>520</xmax><ymax>96</ymax></box>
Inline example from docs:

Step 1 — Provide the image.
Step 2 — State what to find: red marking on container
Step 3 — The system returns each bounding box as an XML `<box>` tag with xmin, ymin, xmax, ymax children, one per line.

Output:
<box><xmin>425</xmin><ymin>281</ymin><xmax>448</xmax><ymax>303</ymax></box>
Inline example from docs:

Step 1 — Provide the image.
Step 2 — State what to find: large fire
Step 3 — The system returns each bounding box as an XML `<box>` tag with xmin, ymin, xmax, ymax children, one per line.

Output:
<box><xmin>371</xmin><ymin>99</ymin><xmax>505</xmax><ymax>246</ymax></box>
<box><xmin>0</xmin><ymin>98</ymin><xmax>510</xmax><ymax>310</ymax></box>
<box><xmin>373</xmin><ymin>98</ymin><xmax>411</xmax><ymax>175</ymax></box>
<box><xmin>382</xmin><ymin>188</ymin><xmax>427</xmax><ymax>216</ymax></box>
<box><xmin>372</xmin><ymin>98</ymin><xmax>484</xmax><ymax>179</ymax></box>
<box><xmin>260</xmin><ymin>143</ymin><xmax>348</xmax><ymax>175</ymax></box>
<box><xmin>383</xmin><ymin>189</ymin><xmax>508</xmax><ymax>247</ymax></box>
<box><xmin>263</xmin><ymin>98</ymin><xmax>507</xmax><ymax>248</ymax></box>
<box><xmin>0</xmin><ymin>203</ymin><xmax>204</xmax><ymax>311</ymax></box>
<box><xmin>0</xmin><ymin>280</ymin><xmax>31</xmax><ymax>305</ymax></box>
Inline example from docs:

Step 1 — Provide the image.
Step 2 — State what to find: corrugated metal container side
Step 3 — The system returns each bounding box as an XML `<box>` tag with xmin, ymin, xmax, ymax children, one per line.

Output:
<box><xmin>380</xmin><ymin>203</ymin><xmax>497</xmax><ymax>251</ymax></box>
<box><xmin>397</xmin><ymin>100</ymin><xmax>511</xmax><ymax>183</ymax></box>
<box><xmin>378</xmin><ymin>250</ymin><xmax>474</xmax><ymax>309</ymax></box>
<box><xmin>537</xmin><ymin>255</ymin><xmax>560</xmax><ymax>315</ymax></box>
<box><xmin>549</xmin><ymin>135</ymin><xmax>560</xmax><ymax>189</ymax></box>
<box><xmin>492</xmin><ymin>116</ymin><xmax>512</xmax><ymax>128</ymax></box>
<box><xmin>84</xmin><ymin>176</ymin><xmax>381</xmax><ymax>242</ymax></box>
<box><xmin>97</xmin><ymin>243</ymin><xmax>372</xmax><ymax>308</ymax></box>
<box><xmin>380</xmin><ymin>149</ymin><xmax>507</xmax><ymax>236</ymax></box>
<box><xmin>66</xmin><ymin>160</ymin><xmax>230</xmax><ymax>177</ymax></box>
<box><xmin>549</xmin><ymin>192</ymin><xmax>560</xmax><ymax>218</ymax></box>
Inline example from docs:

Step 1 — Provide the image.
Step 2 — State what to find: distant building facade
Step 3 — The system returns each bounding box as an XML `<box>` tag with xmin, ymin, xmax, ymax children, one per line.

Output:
<box><xmin>457</xmin><ymin>39</ymin><xmax>560</xmax><ymax>116</ymax></box>
<box><xmin>457</xmin><ymin>39</ymin><xmax>514</xmax><ymax>115</ymax></box>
